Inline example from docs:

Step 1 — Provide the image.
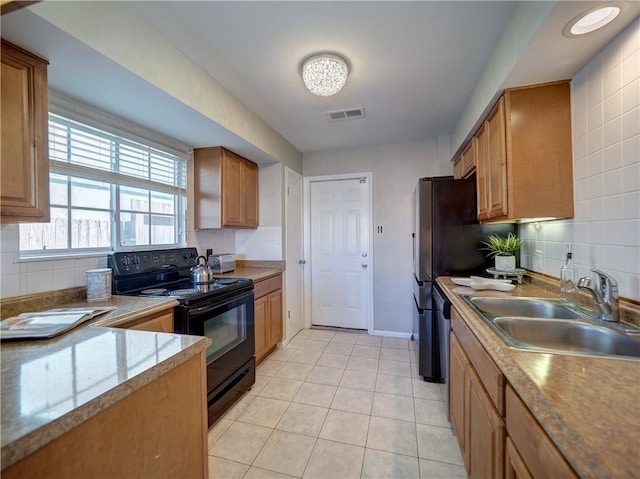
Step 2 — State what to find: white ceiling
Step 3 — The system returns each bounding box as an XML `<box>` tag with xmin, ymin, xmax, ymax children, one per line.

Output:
<box><xmin>2</xmin><ymin>1</ymin><xmax>639</xmax><ymax>158</ymax></box>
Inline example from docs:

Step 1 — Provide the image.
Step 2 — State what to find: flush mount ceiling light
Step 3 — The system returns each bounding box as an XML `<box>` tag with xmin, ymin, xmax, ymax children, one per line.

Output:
<box><xmin>563</xmin><ymin>3</ymin><xmax>622</xmax><ymax>36</ymax></box>
<box><xmin>301</xmin><ymin>53</ymin><xmax>349</xmax><ymax>97</ymax></box>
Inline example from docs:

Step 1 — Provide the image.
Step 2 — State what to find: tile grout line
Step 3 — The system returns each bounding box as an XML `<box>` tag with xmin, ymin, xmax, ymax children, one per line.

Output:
<box><xmin>210</xmin><ymin>330</ymin><xmax>462</xmax><ymax>478</ymax></box>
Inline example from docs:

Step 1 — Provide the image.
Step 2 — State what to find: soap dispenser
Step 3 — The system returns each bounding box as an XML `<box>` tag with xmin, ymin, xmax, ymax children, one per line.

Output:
<box><xmin>560</xmin><ymin>244</ymin><xmax>576</xmax><ymax>301</ymax></box>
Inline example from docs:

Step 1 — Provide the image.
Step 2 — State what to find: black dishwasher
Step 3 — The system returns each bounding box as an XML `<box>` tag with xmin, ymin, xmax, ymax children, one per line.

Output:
<box><xmin>433</xmin><ymin>283</ymin><xmax>452</xmax><ymax>418</ymax></box>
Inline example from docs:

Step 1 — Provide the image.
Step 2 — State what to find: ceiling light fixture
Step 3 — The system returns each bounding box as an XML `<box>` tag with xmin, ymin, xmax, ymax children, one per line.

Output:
<box><xmin>302</xmin><ymin>53</ymin><xmax>349</xmax><ymax>97</ymax></box>
<box><xmin>563</xmin><ymin>3</ymin><xmax>621</xmax><ymax>36</ymax></box>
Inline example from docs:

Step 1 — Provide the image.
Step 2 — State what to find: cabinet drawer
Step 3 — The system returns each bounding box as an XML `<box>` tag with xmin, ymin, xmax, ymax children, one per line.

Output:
<box><xmin>506</xmin><ymin>385</ymin><xmax>576</xmax><ymax>479</ymax></box>
<box><xmin>451</xmin><ymin>308</ymin><xmax>505</xmax><ymax>415</ymax></box>
<box><xmin>254</xmin><ymin>275</ymin><xmax>282</xmax><ymax>299</ymax></box>
<box><xmin>116</xmin><ymin>310</ymin><xmax>174</xmax><ymax>333</ymax></box>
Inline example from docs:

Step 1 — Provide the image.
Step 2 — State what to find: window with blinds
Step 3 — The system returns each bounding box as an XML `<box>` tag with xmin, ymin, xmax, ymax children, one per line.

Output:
<box><xmin>19</xmin><ymin>113</ymin><xmax>187</xmax><ymax>255</ymax></box>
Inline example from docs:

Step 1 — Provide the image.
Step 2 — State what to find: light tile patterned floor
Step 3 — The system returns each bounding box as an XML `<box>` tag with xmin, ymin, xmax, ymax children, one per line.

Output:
<box><xmin>208</xmin><ymin>329</ymin><xmax>466</xmax><ymax>479</ymax></box>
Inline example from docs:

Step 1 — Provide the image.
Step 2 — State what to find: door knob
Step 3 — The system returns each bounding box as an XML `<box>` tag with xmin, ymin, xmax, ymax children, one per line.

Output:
<box><xmin>361</xmin><ymin>263</ymin><xmax>368</xmax><ymax>269</ymax></box>
<box><xmin>362</xmin><ymin>253</ymin><xmax>368</xmax><ymax>258</ymax></box>
<box><xmin>298</xmin><ymin>259</ymin><xmax>306</xmax><ymax>264</ymax></box>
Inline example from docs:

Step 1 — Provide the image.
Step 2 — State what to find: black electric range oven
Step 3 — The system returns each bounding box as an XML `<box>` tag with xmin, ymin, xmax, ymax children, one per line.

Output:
<box><xmin>108</xmin><ymin>247</ymin><xmax>255</xmax><ymax>426</ymax></box>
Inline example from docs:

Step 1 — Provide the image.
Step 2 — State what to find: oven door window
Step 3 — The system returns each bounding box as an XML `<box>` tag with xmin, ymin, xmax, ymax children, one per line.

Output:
<box><xmin>203</xmin><ymin>303</ymin><xmax>247</xmax><ymax>364</ymax></box>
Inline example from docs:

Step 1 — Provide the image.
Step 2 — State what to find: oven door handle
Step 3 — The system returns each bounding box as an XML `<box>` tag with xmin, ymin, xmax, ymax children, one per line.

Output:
<box><xmin>188</xmin><ymin>290</ymin><xmax>254</xmax><ymax>318</ymax></box>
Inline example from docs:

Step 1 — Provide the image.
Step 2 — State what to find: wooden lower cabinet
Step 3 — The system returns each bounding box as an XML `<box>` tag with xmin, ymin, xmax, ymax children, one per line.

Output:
<box><xmin>449</xmin><ymin>331</ymin><xmax>468</xmax><ymax>460</ymax></box>
<box><xmin>2</xmin><ymin>352</ymin><xmax>208</xmax><ymax>479</ymax></box>
<box><xmin>468</xmin><ymin>364</ymin><xmax>505</xmax><ymax>479</ymax></box>
<box><xmin>505</xmin><ymin>437</ymin><xmax>533</xmax><ymax>479</ymax></box>
<box><xmin>114</xmin><ymin>308</ymin><xmax>174</xmax><ymax>332</ymax></box>
<box><xmin>450</xmin><ymin>306</ymin><xmax>577</xmax><ymax>479</ymax></box>
<box><xmin>450</xmin><ymin>331</ymin><xmax>505</xmax><ymax>478</ymax></box>
<box><xmin>505</xmin><ymin>385</ymin><xmax>577</xmax><ymax>479</ymax></box>
<box><xmin>254</xmin><ymin>274</ymin><xmax>283</xmax><ymax>364</ymax></box>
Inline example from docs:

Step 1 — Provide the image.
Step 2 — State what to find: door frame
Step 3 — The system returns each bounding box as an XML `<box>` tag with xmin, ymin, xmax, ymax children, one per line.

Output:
<box><xmin>284</xmin><ymin>166</ymin><xmax>304</xmax><ymax>344</ymax></box>
<box><xmin>303</xmin><ymin>172</ymin><xmax>374</xmax><ymax>334</ymax></box>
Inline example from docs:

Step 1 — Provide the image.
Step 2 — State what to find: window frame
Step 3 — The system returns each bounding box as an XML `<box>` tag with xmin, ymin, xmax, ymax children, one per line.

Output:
<box><xmin>19</xmin><ymin>92</ymin><xmax>190</xmax><ymax>259</ymax></box>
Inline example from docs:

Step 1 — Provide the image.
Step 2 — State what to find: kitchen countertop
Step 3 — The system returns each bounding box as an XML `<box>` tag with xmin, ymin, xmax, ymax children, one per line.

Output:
<box><xmin>215</xmin><ymin>265</ymin><xmax>284</xmax><ymax>283</ymax></box>
<box><xmin>0</xmin><ymin>294</ymin><xmax>210</xmax><ymax>469</ymax></box>
<box><xmin>437</xmin><ymin>276</ymin><xmax>640</xmax><ymax>479</ymax></box>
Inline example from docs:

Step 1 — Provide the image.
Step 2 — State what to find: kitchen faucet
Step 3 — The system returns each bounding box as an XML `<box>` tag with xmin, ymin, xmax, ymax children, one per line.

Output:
<box><xmin>577</xmin><ymin>269</ymin><xmax>619</xmax><ymax>322</ymax></box>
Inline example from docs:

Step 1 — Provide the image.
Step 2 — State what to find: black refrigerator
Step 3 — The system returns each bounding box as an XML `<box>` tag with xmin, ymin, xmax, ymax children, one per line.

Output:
<box><xmin>412</xmin><ymin>176</ymin><xmax>515</xmax><ymax>382</ymax></box>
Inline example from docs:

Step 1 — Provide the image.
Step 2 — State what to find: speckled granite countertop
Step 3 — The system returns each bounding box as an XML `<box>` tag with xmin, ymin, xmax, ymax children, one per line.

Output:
<box><xmin>437</xmin><ymin>276</ymin><xmax>640</xmax><ymax>479</ymax></box>
<box><xmin>0</xmin><ymin>294</ymin><xmax>210</xmax><ymax>469</ymax></box>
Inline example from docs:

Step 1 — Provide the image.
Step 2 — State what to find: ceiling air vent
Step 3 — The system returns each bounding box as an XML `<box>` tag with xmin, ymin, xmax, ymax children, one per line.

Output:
<box><xmin>326</xmin><ymin>107</ymin><xmax>366</xmax><ymax>121</ymax></box>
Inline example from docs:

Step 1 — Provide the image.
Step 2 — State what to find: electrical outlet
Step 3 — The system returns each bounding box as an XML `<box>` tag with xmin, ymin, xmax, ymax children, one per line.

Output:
<box><xmin>535</xmin><ymin>250</ymin><xmax>543</xmax><ymax>269</ymax></box>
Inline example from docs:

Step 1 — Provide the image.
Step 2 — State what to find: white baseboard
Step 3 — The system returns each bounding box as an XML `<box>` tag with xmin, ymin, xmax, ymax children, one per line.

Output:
<box><xmin>371</xmin><ymin>329</ymin><xmax>415</xmax><ymax>339</ymax></box>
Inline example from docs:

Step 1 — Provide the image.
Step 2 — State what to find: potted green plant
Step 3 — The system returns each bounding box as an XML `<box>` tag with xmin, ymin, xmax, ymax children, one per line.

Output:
<box><xmin>481</xmin><ymin>232</ymin><xmax>523</xmax><ymax>271</ymax></box>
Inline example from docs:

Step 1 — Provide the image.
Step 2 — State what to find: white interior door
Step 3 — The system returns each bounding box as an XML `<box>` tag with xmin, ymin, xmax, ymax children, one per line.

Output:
<box><xmin>308</xmin><ymin>175</ymin><xmax>372</xmax><ymax>330</ymax></box>
<box><xmin>285</xmin><ymin>167</ymin><xmax>304</xmax><ymax>340</ymax></box>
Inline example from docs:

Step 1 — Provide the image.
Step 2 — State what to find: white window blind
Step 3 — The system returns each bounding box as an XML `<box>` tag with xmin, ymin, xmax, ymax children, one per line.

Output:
<box><xmin>20</xmin><ymin>100</ymin><xmax>189</xmax><ymax>256</ymax></box>
<box><xmin>48</xmin><ymin>113</ymin><xmax>186</xmax><ymax>194</ymax></box>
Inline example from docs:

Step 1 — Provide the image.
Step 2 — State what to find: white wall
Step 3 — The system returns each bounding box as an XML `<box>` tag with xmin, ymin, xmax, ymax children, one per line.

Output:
<box><xmin>520</xmin><ymin>18</ymin><xmax>639</xmax><ymax>301</ymax></box>
<box><xmin>236</xmin><ymin>163</ymin><xmax>284</xmax><ymax>260</ymax></box>
<box><xmin>303</xmin><ymin>139</ymin><xmax>452</xmax><ymax>335</ymax></box>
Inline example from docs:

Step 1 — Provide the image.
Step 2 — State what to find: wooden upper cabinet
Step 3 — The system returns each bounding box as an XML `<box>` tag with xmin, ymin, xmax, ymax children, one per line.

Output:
<box><xmin>1</xmin><ymin>39</ymin><xmax>50</xmax><ymax>223</ymax></box>
<box><xmin>486</xmin><ymin>98</ymin><xmax>508</xmax><ymax>219</ymax></box>
<box><xmin>454</xmin><ymin>138</ymin><xmax>477</xmax><ymax>180</ymax></box>
<box><xmin>194</xmin><ymin>146</ymin><xmax>258</xmax><ymax>229</ymax></box>
<box><xmin>239</xmin><ymin>157</ymin><xmax>258</xmax><ymax>228</ymax></box>
<box><xmin>472</xmin><ymin>80</ymin><xmax>574</xmax><ymax>222</ymax></box>
<box><xmin>475</xmin><ymin>125</ymin><xmax>489</xmax><ymax>221</ymax></box>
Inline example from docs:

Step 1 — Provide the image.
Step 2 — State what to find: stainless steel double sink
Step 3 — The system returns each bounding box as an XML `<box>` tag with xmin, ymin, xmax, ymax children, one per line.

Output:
<box><xmin>462</xmin><ymin>296</ymin><xmax>640</xmax><ymax>359</ymax></box>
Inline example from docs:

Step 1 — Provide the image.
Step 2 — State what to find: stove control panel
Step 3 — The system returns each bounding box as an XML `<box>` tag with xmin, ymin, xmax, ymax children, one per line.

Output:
<box><xmin>108</xmin><ymin>247</ymin><xmax>200</xmax><ymax>275</ymax></box>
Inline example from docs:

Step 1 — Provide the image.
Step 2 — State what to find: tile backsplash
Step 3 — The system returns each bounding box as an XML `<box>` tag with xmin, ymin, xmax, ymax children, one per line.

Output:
<box><xmin>520</xmin><ymin>17</ymin><xmax>639</xmax><ymax>301</ymax></box>
<box><xmin>0</xmin><ymin>223</ymin><xmax>107</xmax><ymax>298</ymax></box>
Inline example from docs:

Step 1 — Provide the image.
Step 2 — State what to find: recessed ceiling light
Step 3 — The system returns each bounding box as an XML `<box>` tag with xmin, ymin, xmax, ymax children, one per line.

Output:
<box><xmin>563</xmin><ymin>4</ymin><xmax>622</xmax><ymax>36</ymax></box>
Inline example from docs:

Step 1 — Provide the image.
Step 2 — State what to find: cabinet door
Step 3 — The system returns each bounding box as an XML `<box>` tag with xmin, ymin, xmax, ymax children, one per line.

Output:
<box><xmin>486</xmin><ymin>98</ymin><xmax>508</xmax><ymax>219</ymax></box>
<box><xmin>460</xmin><ymin>139</ymin><xmax>476</xmax><ymax>178</ymax></box>
<box><xmin>468</xmin><ymin>365</ymin><xmax>505</xmax><ymax>479</ymax></box>
<box><xmin>221</xmin><ymin>151</ymin><xmax>244</xmax><ymax>227</ymax></box>
<box><xmin>242</xmin><ymin>160</ymin><xmax>259</xmax><ymax>228</ymax></box>
<box><xmin>453</xmin><ymin>155</ymin><xmax>464</xmax><ymax>179</ymax></box>
<box><xmin>505</xmin><ymin>437</ymin><xmax>533</xmax><ymax>479</ymax></box>
<box><xmin>475</xmin><ymin>125</ymin><xmax>489</xmax><ymax>220</ymax></box>
<box><xmin>254</xmin><ymin>294</ymin><xmax>268</xmax><ymax>363</ymax></box>
<box><xmin>1</xmin><ymin>40</ymin><xmax>49</xmax><ymax>223</ymax></box>
<box><xmin>449</xmin><ymin>332</ymin><xmax>469</xmax><ymax>467</ymax></box>
<box><xmin>268</xmin><ymin>289</ymin><xmax>282</xmax><ymax>345</ymax></box>
<box><xmin>505</xmin><ymin>385</ymin><xmax>577</xmax><ymax>479</ymax></box>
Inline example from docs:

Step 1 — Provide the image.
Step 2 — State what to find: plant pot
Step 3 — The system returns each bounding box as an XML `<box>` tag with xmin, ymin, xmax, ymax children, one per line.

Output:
<box><xmin>495</xmin><ymin>255</ymin><xmax>516</xmax><ymax>271</ymax></box>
